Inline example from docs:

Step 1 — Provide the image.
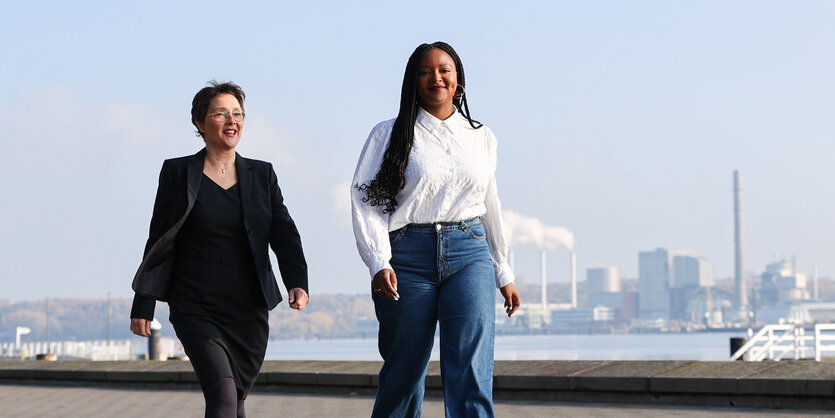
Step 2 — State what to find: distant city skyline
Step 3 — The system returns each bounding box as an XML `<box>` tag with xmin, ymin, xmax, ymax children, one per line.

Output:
<box><xmin>1</xmin><ymin>1</ymin><xmax>833</xmax><ymax>301</ymax></box>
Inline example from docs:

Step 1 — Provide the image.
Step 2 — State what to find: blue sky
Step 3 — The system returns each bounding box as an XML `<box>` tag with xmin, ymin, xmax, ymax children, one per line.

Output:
<box><xmin>1</xmin><ymin>1</ymin><xmax>833</xmax><ymax>301</ymax></box>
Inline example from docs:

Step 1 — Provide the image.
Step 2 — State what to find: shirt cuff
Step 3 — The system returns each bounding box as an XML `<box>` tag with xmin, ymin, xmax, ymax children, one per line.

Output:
<box><xmin>494</xmin><ymin>262</ymin><xmax>515</xmax><ymax>288</ymax></box>
<box><xmin>369</xmin><ymin>258</ymin><xmax>393</xmax><ymax>278</ymax></box>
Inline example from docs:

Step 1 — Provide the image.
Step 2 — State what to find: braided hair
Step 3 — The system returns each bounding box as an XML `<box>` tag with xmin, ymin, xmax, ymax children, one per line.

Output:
<box><xmin>357</xmin><ymin>41</ymin><xmax>482</xmax><ymax>213</ymax></box>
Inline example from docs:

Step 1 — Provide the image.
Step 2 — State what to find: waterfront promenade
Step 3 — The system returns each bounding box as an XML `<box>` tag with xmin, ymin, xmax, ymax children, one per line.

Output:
<box><xmin>2</xmin><ymin>384</ymin><xmax>827</xmax><ymax>417</ymax></box>
<box><xmin>1</xmin><ymin>359</ymin><xmax>834</xmax><ymax>415</ymax></box>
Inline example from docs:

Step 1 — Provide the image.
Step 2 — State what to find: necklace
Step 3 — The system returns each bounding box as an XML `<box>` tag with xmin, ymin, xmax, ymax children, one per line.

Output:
<box><xmin>206</xmin><ymin>158</ymin><xmax>232</xmax><ymax>174</ymax></box>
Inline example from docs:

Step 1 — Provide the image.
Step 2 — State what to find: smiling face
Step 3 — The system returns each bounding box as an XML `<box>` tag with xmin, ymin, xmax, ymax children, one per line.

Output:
<box><xmin>416</xmin><ymin>47</ymin><xmax>458</xmax><ymax>119</ymax></box>
<box><xmin>194</xmin><ymin>93</ymin><xmax>243</xmax><ymax>151</ymax></box>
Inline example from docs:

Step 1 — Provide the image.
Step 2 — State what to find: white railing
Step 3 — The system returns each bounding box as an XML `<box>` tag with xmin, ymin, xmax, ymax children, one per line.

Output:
<box><xmin>814</xmin><ymin>324</ymin><xmax>835</xmax><ymax>361</ymax></box>
<box><xmin>730</xmin><ymin>323</ymin><xmax>835</xmax><ymax>361</ymax></box>
<box><xmin>0</xmin><ymin>340</ymin><xmax>135</xmax><ymax>361</ymax></box>
<box><xmin>0</xmin><ymin>338</ymin><xmax>184</xmax><ymax>361</ymax></box>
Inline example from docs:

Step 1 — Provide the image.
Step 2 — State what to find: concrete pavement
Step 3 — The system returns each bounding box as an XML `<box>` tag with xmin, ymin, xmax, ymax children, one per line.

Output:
<box><xmin>2</xmin><ymin>359</ymin><xmax>835</xmax><ymax>413</ymax></box>
<box><xmin>1</xmin><ymin>384</ymin><xmax>828</xmax><ymax>417</ymax></box>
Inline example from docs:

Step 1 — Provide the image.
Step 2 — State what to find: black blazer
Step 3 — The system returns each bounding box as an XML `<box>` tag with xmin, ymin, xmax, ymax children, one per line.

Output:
<box><xmin>130</xmin><ymin>148</ymin><xmax>308</xmax><ymax>319</ymax></box>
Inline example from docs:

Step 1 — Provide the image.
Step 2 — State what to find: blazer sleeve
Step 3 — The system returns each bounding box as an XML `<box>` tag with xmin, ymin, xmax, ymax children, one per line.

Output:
<box><xmin>268</xmin><ymin>163</ymin><xmax>309</xmax><ymax>294</ymax></box>
<box><xmin>130</xmin><ymin>161</ymin><xmax>173</xmax><ymax>320</ymax></box>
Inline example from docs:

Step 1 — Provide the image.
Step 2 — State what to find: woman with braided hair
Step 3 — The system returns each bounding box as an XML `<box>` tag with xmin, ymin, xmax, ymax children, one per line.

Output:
<box><xmin>351</xmin><ymin>42</ymin><xmax>521</xmax><ymax>417</ymax></box>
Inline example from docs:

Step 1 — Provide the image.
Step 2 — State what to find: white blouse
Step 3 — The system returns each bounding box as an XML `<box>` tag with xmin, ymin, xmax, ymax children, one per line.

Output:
<box><xmin>351</xmin><ymin>107</ymin><xmax>515</xmax><ymax>288</ymax></box>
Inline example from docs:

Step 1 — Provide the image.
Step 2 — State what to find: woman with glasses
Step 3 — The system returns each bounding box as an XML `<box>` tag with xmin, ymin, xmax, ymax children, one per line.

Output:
<box><xmin>129</xmin><ymin>81</ymin><xmax>309</xmax><ymax>417</ymax></box>
<box><xmin>351</xmin><ymin>42</ymin><xmax>521</xmax><ymax>417</ymax></box>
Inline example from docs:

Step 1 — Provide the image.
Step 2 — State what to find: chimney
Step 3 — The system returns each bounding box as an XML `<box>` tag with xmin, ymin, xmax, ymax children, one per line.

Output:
<box><xmin>570</xmin><ymin>251</ymin><xmax>577</xmax><ymax>308</ymax></box>
<box><xmin>541</xmin><ymin>249</ymin><xmax>549</xmax><ymax>321</ymax></box>
<box><xmin>734</xmin><ymin>170</ymin><xmax>748</xmax><ymax>309</ymax></box>
<box><xmin>814</xmin><ymin>264</ymin><xmax>819</xmax><ymax>300</ymax></box>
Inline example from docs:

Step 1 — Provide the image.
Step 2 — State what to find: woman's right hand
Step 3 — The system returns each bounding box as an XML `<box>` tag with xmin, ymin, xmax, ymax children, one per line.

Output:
<box><xmin>372</xmin><ymin>268</ymin><xmax>399</xmax><ymax>300</ymax></box>
<box><xmin>130</xmin><ymin>318</ymin><xmax>152</xmax><ymax>337</ymax></box>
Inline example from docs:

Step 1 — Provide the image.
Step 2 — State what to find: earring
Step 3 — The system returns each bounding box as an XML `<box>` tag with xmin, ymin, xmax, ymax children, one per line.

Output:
<box><xmin>454</xmin><ymin>85</ymin><xmax>466</xmax><ymax>101</ymax></box>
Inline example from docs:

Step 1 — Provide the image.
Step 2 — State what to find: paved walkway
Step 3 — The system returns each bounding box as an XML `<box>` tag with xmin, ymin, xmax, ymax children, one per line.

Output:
<box><xmin>1</xmin><ymin>384</ymin><xmax>828</xmax><ymax>417</ymax></box>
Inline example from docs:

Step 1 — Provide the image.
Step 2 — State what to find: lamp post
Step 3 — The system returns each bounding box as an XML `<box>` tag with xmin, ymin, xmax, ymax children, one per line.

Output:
<box><xmin>106</xmin><ymin>292</ymin><xmax>111</xmax><ymax>343</ymax></box>
<box><xmin>45</xmin><ymin>298</ymin><xmax>50</xmax><ymax>351</ymax></box>
<box><xmin>15</xmin><ymin>326</ymin><xmax>31</xmax><ymax>349</ymax></box>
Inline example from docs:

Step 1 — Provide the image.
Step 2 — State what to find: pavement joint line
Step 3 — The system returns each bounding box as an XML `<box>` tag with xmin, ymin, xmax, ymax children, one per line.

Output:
<box><xmin>738</xmin><ymin>361</ymin><xmax>781</xmax><ymax>378</ymax></box>
<box><xmin>567</xmin><ymin>361</ymin><xmax>610</xmax><ymax>376</ymax></box>
<box><xmin>650</xmin><ymin>360</ymin><xmax>695</xmax><ymax>377</ymax></box>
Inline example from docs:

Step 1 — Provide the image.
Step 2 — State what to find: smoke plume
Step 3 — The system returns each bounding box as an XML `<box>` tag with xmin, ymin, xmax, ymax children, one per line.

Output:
<box><xmin>503</xmin><ymin>210</ymin><xmax>574</xmax><ymax>250</ymax></box>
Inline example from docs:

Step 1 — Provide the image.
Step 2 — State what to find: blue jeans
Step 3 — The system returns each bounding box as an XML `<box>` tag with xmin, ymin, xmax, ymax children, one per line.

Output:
<box><xmin>372</xmin><ymin>217</ymin><xmax>496</xmax><ymax>418</ymax></box>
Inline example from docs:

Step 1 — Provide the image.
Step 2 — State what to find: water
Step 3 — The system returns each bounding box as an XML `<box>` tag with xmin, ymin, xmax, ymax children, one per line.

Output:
<box><xmin>265</xmin><ymin>332</ymin><xmax>741</xmax><ymax>361</ymax></box>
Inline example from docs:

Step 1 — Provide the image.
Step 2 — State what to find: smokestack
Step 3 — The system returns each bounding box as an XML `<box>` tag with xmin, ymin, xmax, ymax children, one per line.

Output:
<box><xmin>814</xmin><ymin>264</ymin><xmax>819</xmax><ymax>300</ymax></box>
<box><xmin>570</xmin><ymin>251</ymin><xmax>577</xmax><ymax>308</ymax></box>
<box><xmin>541</xmin><ymin>249</ymin><xmax>548</xmax><ymax>320</ymax></box>
<box><xmin>733</xmin><ymin>170</ymin><xmax>748</xmax><ymax>309</ymax></box>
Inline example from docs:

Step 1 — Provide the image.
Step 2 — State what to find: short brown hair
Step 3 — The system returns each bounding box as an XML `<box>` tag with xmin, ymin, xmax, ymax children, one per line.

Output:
<box><xmin>191</xmin><ymin>80</ymin><xmax>246</xmax><ymax>138</ymax></box>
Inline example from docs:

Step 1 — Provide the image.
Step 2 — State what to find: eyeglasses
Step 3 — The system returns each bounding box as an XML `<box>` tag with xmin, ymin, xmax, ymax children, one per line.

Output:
<box><xmin>207</xmin><ymin>110</ymin><xmax>245</xmax><ymax>122</ymax></box>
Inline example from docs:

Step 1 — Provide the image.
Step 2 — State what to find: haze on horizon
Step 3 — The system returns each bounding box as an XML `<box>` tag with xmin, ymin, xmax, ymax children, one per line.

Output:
<box><xmin>1</xmin><ymin>1</ymin><xmax>833</xmax><ymax>302</ymax></box>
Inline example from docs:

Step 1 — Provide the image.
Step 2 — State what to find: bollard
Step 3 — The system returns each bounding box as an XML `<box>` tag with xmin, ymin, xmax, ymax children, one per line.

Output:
<box><xmin>730</xmin><ymin>337</ymin><xmax>747</xmax><ymax>361</ymax></box>
<box><xmin>148</xmin><ymin>319</ymin><xmax>162</xmax><ymax>360</ymax></box>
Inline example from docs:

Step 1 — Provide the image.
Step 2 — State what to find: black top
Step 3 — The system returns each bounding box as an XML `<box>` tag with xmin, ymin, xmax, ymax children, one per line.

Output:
<box><xmin>178</xmin><ymin>176</ymin><xmax>249</xmax><ymax>261</ymax></box>
<box><xmin>167</xmin><ymin>175</ymin><xmax>265</xmax><ymax>320</ymax></box>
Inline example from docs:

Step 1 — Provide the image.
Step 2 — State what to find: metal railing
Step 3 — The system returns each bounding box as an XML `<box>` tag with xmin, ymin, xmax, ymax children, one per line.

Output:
<box><xmin>730</xmin><ymin>323</ymin><xmax>835</xmax><ymax>361</ymax></box>
<box><xmin>814</xmin><ymin>324</ymin><xmax>835</xmax><ymax>361</ymax></box>
<box><xmin>0</xmin><ymin>340</ymin><xmax>134</xmax><ymax>361</ymax></box>
<box><xmin>0</xmin><ymin>337</ymin><xmax>185</xmax><ymax>361</ymax></box>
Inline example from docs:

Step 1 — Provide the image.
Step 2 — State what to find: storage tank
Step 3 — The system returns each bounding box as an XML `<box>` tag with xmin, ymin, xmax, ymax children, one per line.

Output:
<box><xmin>587</xmin><ymin>267</ymin><xmax>620</xmax><ymax>293</ymax></box>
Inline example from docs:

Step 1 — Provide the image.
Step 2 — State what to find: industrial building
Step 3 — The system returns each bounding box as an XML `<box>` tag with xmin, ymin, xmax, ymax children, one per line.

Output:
<box><xmin>586</xmin><ymin>267</ymin><xmax>621</xmax><ymax>311</ymax></box>
<box><xmin>759</xmin><ymin>259</ymin><xmax>810</xmax><ymax>306</ymax></box>
<box><xmin>638</xmin><ymin>248</ymin><xmax>700</xmax><ymax>320</ymax></box>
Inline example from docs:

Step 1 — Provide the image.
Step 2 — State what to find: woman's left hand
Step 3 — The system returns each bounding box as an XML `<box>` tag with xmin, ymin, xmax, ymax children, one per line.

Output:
<box><xmin>288</xmin><ymin>288</ymin><xmax>309</xmax><ymax>310</ymax></box>
<box><xmin>499</xmin><ymin>283</ymin><xmax>520</xmax><ymax>317</ymax></box>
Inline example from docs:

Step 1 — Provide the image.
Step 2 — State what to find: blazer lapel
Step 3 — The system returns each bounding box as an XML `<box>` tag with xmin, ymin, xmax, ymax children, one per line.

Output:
<box><xmin>236</xmin><ymin>152</ymin><xmax>253</xmax><ymax>219</ymax></box>
<box><xmin>186</xmin><ymin>148</ymin><xmax>206</xmax><ymax>208</ymax></box>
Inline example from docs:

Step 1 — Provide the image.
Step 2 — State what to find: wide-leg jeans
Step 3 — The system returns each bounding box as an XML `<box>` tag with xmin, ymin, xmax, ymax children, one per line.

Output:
<box><xmin>372</xmin><ymin>217</ymin><xmax>496</xmax><ymax>418</ymax></box>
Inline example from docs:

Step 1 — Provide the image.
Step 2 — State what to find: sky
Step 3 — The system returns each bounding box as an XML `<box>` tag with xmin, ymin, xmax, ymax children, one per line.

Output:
<box><xmin>1</xmin><ymin>1</ymin><xmax>833</xmax><ymax>301</ymax></box>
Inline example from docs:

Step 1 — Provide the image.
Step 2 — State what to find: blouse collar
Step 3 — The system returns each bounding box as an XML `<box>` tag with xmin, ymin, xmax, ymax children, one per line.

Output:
<box><xmin>416</xmin><ymin>106</ymin><xmax>466</xmax><ymax>136</ymax></box>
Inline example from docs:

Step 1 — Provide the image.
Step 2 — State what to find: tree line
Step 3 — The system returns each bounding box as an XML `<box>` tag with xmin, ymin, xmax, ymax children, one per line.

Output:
<box><xmin>0</xmin><ymin>294</ymin><xmax>376</xmax><ymax>343</ymax></box>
